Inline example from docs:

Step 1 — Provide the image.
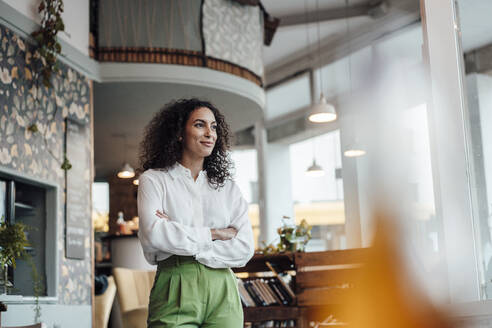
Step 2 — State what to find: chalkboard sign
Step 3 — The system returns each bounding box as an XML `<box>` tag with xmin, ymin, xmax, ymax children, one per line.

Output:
<box><xmin>65</xmin><ymin>118</ymin><xmax>90</xmax><ymax>259</ymax></box>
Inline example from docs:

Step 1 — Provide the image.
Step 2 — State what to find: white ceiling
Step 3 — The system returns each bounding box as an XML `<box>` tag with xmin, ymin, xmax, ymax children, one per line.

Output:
<box><xmin>261</xmin><ymin>0</ymin><xmax>421</xmax><ymax>83</ymax></box>
<box><xmin>261</xmin><ymin>0</ymin><xmax>492</xmax><ymax>82</ymax></box>
<box><xmin>262</xmin><ymin>0</ymin><xmax>372</xmax><ymax>69</ymax></box>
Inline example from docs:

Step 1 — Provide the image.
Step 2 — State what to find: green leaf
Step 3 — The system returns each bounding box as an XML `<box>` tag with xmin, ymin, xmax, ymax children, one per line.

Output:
<box><xmin>61</xmin><ymin>156</ymin><xmax>72</xmax><ymax>171</ymax></box>
<box><xmin>28</xmin><ymin>124</ymin><xmax>39</xmax><ymax>133</ymax></box>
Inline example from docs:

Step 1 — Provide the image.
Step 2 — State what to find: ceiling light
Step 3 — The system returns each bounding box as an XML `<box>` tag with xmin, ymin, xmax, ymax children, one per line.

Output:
<box><xmin>117</xmin><ymin>163</ymin><xmax>135</xmax><ymax>179</ymax></box>
<box><xmin>309</xmin><ymin>93</ymin><xmax>337</xmax><ymax>123</ymax></box>
<box><xmin>344</xmin><ymin>148</ymin><xmax>366</xmax><ymax>157</ymax></box>
<box><xmin>307</xmin><ymin>0</ymin><xmax>337</xmax><ymax>124</ymax></box>
<box><xmin>306</xmin><ymin>159</ymin><xmax>325</xmax><ymax>177</ymax></box>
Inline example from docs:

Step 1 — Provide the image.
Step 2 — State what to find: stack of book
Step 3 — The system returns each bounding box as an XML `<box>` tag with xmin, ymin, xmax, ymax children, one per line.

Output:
<box><xmin>237</xmin><ymin>275</ymin><xmax>295</xmax><ymax>307</ymax></box>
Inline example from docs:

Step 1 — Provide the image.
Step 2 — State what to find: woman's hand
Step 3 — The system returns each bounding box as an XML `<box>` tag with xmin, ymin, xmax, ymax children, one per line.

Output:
<box><xmin>211</xmin><ymin>227</ymin><xmax>238</xmax><ymax>241</ymax></box>
<box><xmin>155</xmin><ymin>210</ymin><xmax>170</xmax><ymax>220</ymax></box>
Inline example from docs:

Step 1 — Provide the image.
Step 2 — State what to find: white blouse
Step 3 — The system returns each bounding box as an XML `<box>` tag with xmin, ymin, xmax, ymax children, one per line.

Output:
<box><xmin>137</xmin><ymin>163</ymin><xmax>255</xmax><ymax>269</ymax></box>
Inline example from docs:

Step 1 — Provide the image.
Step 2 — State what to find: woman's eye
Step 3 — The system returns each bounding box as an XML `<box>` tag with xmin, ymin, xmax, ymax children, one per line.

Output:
<box><xmin>211</xmin><ymin>125</ymin><xmax>217</xmax><ymax>130</ymax></box>
<box><xmin>194</xmin><ymin>123</ymin><xmax>203</xmax><ymax>128</ymax></box>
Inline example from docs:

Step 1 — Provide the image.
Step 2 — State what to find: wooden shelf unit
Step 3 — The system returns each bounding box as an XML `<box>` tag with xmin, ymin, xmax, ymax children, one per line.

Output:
<box><xmin>234</xmin><ymin>249</ymin><xmax>368</xmax><ymax>327</ymax></box>
<box><xmin>242</xmin><ymin>306</ymin><xmax>300</xmax><ymax>322</ymax></box>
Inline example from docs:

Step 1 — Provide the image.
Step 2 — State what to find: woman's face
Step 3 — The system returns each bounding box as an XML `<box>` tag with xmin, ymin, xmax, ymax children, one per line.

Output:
<box><xmin>182</xmin><ymin>107</ymin><xmax>218</xmax><ymax>159</ymax></box>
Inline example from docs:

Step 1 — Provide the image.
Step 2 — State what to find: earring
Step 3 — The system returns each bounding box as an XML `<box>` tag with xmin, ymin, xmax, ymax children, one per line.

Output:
<box><xmin>178</xmin><ymin>137</ymin><xmax>182</xmax><ymax>142</ymax></box>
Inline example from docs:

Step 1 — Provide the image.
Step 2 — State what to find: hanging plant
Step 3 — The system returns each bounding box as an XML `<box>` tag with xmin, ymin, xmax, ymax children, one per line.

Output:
<box><xmin>28</xmin><ymin>1</ymin><xmax>72</xmax><ymax>171</ymax></box>
<box><xmin>61</xmin><ymin>153</ymin><xmax>72</xmax><ymax>171</ymax></box>
<box><xmin>31</xmin><ymin>0</ymin><xmax>65</xmax><ymax>88</ymax></box>
<box><xmin>0</xmin><ymin>220</ymin><xmax>30</xmax><ymax>269</ymax></box>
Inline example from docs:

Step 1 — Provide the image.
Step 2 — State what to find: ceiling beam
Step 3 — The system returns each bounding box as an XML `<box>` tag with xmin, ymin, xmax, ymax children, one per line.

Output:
<box><xmin>278</xmin><ymin>1</ymin><xmax>389</xmax><ymax>27</ymax></box>
<box><xmin>465</xmin><ymin>43</ymin><xmax>492</xmax><ymax>74</ymax></box>
<box><xmin>264</xmin><ymin>0</ymin><xmax>420</xmax><ymax>86</ymax></box>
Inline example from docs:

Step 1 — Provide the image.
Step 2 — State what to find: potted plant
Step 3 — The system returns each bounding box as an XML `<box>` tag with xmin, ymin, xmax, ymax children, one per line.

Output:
<box><xmin>277</xmin><ymin>217</ymin><xmax>312</xmax><ymax>252</ymax></box>
<box><xmin>260</xmin><ymin>216</ymin><xmax>313</xmax><ymax>254</ymax></box>
<box><xmin>0</xmin><ymin>220</ymin><xmax>30</xmax><ymax>294</ymax></box>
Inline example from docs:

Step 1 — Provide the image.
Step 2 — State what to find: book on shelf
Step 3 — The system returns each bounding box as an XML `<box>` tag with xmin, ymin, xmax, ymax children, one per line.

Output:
<box><xmin>267</xmin><ymin>278</ymin><xmax>291</xmax><ymax>305</ymax></box>
<box><xmin>265</xmin><ymin>261</ymin><xmax>296</xmax><ymax>301</ymax></box>
<box><xmin>254</xmin><ymin>279</ymin><xmax>278</xmax><ymax>306</ymax></box>
<box><xmin>261</xmin><ymin>279</ymin><xmax>282</xmax><ymax>305</ymax></box>
<box><xmin>238</xmin><ymin>279</ymin><xmax>256</xmax><ymax>307</ymax></box>
<box><xmin>237</xmin><ymin>276</ymin><xmax>295</xmax><ymax>307</ymax></box>
<box><xmin>244</xmin><ymin>280</ymin><xmax>268</xmax><ymax>306</ymax></box>
<box><xmin>244</xmin><ymin>319</ymin><xmax>296</xmax><ymax>328</ymax></box>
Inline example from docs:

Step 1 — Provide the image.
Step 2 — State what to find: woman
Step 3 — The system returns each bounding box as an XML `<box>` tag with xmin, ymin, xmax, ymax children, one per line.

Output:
<box><xmin>138</xmin><ymin>98</ymin><xmax>255</xmax><ymax>327</ymax></box>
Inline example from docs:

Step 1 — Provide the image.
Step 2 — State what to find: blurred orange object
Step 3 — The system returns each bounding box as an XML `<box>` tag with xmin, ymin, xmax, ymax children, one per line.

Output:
<box><xmin>342</xmin><ymin>215</ymin><xmax>453</xmax><ymax>328</ymax></box>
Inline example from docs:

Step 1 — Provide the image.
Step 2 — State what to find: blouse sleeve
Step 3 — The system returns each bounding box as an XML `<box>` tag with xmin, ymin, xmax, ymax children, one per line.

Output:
<box><xmin>195</xmin><ymin>182</ymin><xmax>255</xmax><ymax>268</ymax></box>
<box><xmin>137</xmin><ymin>173</ymin><xmax>213</xmax><ymax>256</ymax></box>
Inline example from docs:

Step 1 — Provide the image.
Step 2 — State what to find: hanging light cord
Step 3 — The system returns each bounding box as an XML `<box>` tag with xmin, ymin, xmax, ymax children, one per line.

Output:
<box><xmin>124</xmin><ymin>134</ymin><xmax>128</xmax><ymax>163</ymax></box>
<box><xmin>345</xmin><ymin>0</ymin><xmax>353</xmax><ymax>94</ymax></box>
<box><xmin>315</xmin><ymin>0</ymin><xmax>324</xmax><ymax>96</ymax></box>
<box><xmin>312</xmin><ymin>136</ymin><xmax>317</xmax><ymax>160</ymax></box>
<box><xmin>304</xmin><ymin>0</ymin><xmax>311</xmax><ymax>59</ymax></box>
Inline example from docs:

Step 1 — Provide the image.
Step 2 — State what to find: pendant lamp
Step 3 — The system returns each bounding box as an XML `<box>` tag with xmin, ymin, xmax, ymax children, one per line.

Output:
<box><xmin>306</xmin><ymin>137</ymin><xmax>325</xmax><ymax>177</ymax></box>
<box><xmin>342</xmin><ymin>0</ymin><xmax>366</xmax><ymax>158</ymax></box>
<box><xmin>117</xmin><ymin>134</ymin><xmax>135</xmax><ymax>178</ymax></box>
<box><xmin>117</xmin><ymin>163</ymin><xmax>135</xmax><ymax>179</ymax></box>
<box><xmin>306</xmin><ymin>159</ymin><xmax>325</xmax><ymax>177</ymax></box>
<box><xmin>344</xmin><ymin>147</ymin><xmax>366</xmax><ymax>158</ymax></box>
<box><xmin>308</xmin><ymin>0</ymin><xmax>337</xmax><ymax>123</ymax></box>
<box><xmin>309</xmin><ymin>93</ymin><xmax>337</xmax><ymax>123</ymax></box>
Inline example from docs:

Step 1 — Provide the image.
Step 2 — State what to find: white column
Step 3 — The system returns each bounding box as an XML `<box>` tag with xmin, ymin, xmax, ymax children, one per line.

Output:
<box><xmin>421</xmin><ymin>0</ymin><xmax>480</xmax><ymax>302</ymax></box>
<box><xmin>339</xmin><ymin>120</ymin><xmax>362</xmax><ymax>248</ymax></box>
<box><xmin>254</xmin><ymin>120</ymin><xmax>294</xmax><ymax>246</ymax></box>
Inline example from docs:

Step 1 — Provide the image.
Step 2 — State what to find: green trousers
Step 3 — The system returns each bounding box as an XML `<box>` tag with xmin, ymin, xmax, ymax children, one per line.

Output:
<box><xmin>148</xmin><ymin>256</ymin><xmax>243</xmax><ymax>328</ymax></box>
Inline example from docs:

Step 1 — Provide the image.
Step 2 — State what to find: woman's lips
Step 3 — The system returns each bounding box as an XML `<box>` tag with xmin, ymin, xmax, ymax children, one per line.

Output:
<box><xmin>201</xmin><ymin>141</ymin><xmax>214</xmax><ymax>147</ymax></box>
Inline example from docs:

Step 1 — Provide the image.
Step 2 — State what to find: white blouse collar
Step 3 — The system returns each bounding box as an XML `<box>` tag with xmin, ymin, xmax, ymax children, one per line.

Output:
<box><xmin>168</xmin><ymin>162</ymin><xmax>206</xmax><ymax>181</ymax></box>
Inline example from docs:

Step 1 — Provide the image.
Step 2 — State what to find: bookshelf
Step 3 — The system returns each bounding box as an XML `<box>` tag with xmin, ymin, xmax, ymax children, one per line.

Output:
<box><xmin>233</xmin><ymin>252</ymin><xmax>300</xmax><ymax>327</ymax></box>
<box><xmin>233</xmin><ymin>249</ymin><xmax>368</xmax><ymax>328</ymax></box>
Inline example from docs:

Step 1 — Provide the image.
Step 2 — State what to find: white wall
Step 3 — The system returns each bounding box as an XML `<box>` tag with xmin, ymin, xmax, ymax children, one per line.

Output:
<box><xmin>3</xmin><ymin>0</ymin><xmax>90</xmax><ymax>56</ymax></box>
<box><xmin>2</xmin><ymin>304</ymin><xmax>91</xmax><ymax>328</ymax></box>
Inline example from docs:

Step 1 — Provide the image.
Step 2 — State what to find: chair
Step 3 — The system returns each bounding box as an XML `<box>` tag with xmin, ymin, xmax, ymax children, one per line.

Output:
<box><xmin>95</xmin><ymin>276</ymin><xmax>117</xmax><ymax>328</ymax></box>
<box><xmin>113</xmin><ymin>267</ymin><xmax>156</xmax><ymax>328</ymax></box>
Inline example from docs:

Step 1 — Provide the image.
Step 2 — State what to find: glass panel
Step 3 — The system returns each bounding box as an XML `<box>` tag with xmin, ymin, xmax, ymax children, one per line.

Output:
<box><xmin>0</xmin><ymin>180</ymin><xmax>5</xmax><ymax>223</ymax></box>
<box><xmin>265</xmin><ymin>73</ymin><xmax>311</xmax><ymax>121</ymax></box>
<box><xmin>93</xmin><ymin>182</ymin><xmax>110</xmax><ymax>233</ymax></box>
<box><xmin>231</xmin><ymin>149</ymin><xmax>259</xmax><ymax>248</ymax></box>
<box><xmin>315</xmin><ymin>46</ymin><xmax>373</xmax><ymax>100</ymax></box>
<box><xmin>13</xmin><ymin>181</ymin><xmax>47</xmax><ymax>296</ymax></box>
<box><xmin>289</xmin><ymin>130</ymin><xmax>345</xmax><ymax>251</ymax></box>
<box><xmin>457</xmin><ymin>0</ymin><xmax>492</xmax><ymax>299</ymax></box>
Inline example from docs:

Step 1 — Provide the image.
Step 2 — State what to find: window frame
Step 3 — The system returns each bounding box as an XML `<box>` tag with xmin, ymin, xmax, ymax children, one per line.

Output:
<box><xmin>0</xmin><ymin>166</ymin><xmax>59</xmax><ymax>304</ymax></box>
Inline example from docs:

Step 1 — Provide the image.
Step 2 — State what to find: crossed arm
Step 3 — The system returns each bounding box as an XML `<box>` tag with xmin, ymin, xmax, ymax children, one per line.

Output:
<box><xmin>138</xmin><ymin>174</ymin><xmax>254</xmax><ymax>268</ymax></box>
<box><xmin>155</xmin><ymin>210</ymin><xmax>238</xmax><ymax>241</ymax></box>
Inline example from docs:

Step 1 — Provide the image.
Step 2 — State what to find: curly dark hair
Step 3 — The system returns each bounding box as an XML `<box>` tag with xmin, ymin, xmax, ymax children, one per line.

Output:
<box><xmin>140</xmin><ymin>98</ymin><xmax>233</xmax><ymax>189</ymax></box>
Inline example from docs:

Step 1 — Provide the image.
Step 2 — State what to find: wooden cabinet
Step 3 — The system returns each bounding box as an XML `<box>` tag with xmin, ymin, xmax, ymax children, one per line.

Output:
<box><xmin>234</xmin><ymin>249</ymin><xmax>368</xmax><ymax>327</ymax></box>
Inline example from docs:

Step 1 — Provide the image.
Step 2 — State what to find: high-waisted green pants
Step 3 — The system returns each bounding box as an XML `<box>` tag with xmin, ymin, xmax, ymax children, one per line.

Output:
<box><xmin>147</xmin><ymin>256</ymin><xmax>243</xmax><ymax>328</ymax></box>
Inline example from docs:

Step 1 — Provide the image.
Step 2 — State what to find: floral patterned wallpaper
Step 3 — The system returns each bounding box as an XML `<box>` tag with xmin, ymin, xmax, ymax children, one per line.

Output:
<box><xmin>0</xmin><ymin>24</ymin><xmax>92</xmax><ymax>305</ymax></box>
